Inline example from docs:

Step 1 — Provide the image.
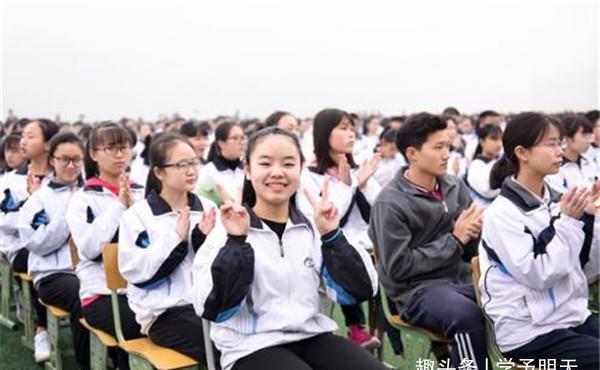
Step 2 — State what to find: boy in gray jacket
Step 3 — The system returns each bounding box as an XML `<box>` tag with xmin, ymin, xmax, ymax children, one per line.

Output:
<box><xmin>369</xmin><ymin>112</ymin><xmax>486</xmax><ymax>369</ymax></box>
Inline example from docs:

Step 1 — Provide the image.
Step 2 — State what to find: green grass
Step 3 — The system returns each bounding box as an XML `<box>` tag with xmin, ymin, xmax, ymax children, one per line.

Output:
<box><xmin>0</xmin><ymin>304</ymin><xmax>401</xmax><ymax>370</ymax></box>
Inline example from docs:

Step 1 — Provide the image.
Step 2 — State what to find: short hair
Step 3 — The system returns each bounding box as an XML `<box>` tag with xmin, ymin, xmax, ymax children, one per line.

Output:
<box><xmin>395</xmin><ymin>113</ymin><xmax>447</xmax><ymax>159</ymax></box>
<box><xmin>560</xmin><ymin>114</ymin><xmax>593</xmax><ymax>138</ymax></box>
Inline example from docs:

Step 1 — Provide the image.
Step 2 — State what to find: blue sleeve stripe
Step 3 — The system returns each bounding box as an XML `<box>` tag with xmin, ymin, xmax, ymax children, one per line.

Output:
<box><xmin>322</xmin><ymin>229</ymin><xmax>342</xmax><ymax>245</ymax></box>
<box><xmin>215</xmin><ymin>302</ymin><xmax>242</xmax><ymax>323</ymax></box>
<box><xmin>321</xmin><ymin>266</ymin><xmax>358</xmax><ymax>305</ymax></box>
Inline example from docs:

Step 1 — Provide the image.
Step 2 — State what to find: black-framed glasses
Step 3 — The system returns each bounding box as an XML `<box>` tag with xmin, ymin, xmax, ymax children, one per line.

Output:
<box><xmin>160</xmin><ymin>159</ymin><xmax>201</xmax><ymax>172</ymax></box>
<box><xmin>94</xmin><ymin>145</ymin><xmax>132</xmax><ymax>155</ymax></box>
<box><xmin>53</xmin><ymin>156</ymin><xmax>84</xmax><ymax>167</ymax></box>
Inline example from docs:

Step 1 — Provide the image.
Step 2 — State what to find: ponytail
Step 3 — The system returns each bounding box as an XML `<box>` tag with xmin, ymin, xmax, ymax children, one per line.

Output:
<box><xmin>145</xmin><ymin>167</ymin><xmax>162</xmax><ymax>197</ymax></box>
<box><xmin>489</xmin><ymin>155</ymin><xmax>516</xmax><ymax>190</ymax></box>
<box><xmin>206</xmin><ymin>141</ymin><xmax>220</xmax><ymax>162</ymax></box>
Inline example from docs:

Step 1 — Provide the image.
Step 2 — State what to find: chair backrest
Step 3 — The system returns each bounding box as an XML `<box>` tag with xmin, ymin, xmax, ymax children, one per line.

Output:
<box><xmin>471</xmin><ymin>256</ymin><xmax>481</xmax><ymax>304</ymax></box>
<box><xmin>69</xmin><ymin>237</ymin><xmax>80</xmax><ymax>268</ymax></box>
<box><xmin>102</xmin><ymin>243</ymin><xmax>127</xmax><ymax>290</ymax></box>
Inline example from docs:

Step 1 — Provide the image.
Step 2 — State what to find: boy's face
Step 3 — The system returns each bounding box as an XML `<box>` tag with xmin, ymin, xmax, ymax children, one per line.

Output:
<box><xmin>408</xmin><ymin>129</ymin><xmax>451</xmax><ymax>177</ymax></box>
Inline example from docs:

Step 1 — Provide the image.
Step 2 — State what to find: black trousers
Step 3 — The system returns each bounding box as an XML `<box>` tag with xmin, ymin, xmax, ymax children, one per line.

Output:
<box><xmin>12</xmin><ymin>248</ymin><xmax>47</xmax><ymax>328</ymax></box>
<box><xmin>82</xmin><ymin>294</ymin><xmax>142</xmax><ymax>370</ymax></box>
<box><xmin>148</xmin><ymin>304</ymin><xmax>219</xmax><ymax>367</ymax></box>
<box><xmin>38</xmin><ymin>273</ymin><xmax>90</xmax><ymax>370</ymax></box>
<box><xmin>504</xmin><ymin>314</ymin><xmax>599</xmax><ymax>370</ymax></box>
<box><xmin>231</xmin><ymin>332</ymin><xmax>387</xmax><ymax>370</ymax></box>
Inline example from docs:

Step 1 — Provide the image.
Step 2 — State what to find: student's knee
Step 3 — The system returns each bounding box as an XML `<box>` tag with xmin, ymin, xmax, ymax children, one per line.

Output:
<box><xmin>449</xmin><ymin>301</ymin><xmax>485</xmax><ymax>332</ymax></box>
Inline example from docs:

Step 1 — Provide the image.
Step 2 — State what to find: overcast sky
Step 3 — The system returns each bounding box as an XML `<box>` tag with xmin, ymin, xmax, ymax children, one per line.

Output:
<box><xmin>1</xmin><ymin>0</ymin><xmax>598</xmax><ymax>121</ymax></box>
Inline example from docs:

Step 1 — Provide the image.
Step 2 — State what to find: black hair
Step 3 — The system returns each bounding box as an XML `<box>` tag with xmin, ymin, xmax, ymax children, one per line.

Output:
<box><xmin>180</xmin><ymin>121</ymin><xmax>209</xmax><ymax>138</ymax></box>
<box><xmin>379</xmin><ymin>127</ymin><xmax>398</xmax><ymax>143</ymax></box>
<box><xmin>48</xmin><ymin>132</ymin><xmax>85</xmax><ymax>169</ymax></box>
<box><xmin>312</xmin><ymin>108</ymin><xmax>358</xmax><ymax>174</ymax></box>
<box><xmin>560</xmin><ymin>114</ymin><xmax>593</xmax><ymax>138</ymax></box>
<box><xmin>28</xmin><ymin>118</ymin><xmax>60</xmax><ymax>142</ymax></box>
<box><xmin>585</xmin><ymin>110</ymin><xmax>599</xmax><ymax>125</ymax></box>
<box><xmin>84</xmin><ymin>121</ymin><xmax>133</xmax><ymax>179</ymax></box>
<box><xmin>473</xmin><ymin>124</ymin><xmax>503</xmax><ymax>158</ymax></box>
<box><xmin>442</xmin><ymin>107</ymin><xmax>461</xmax><ymax>117</ymax></box>
<box><xmin>265</xmin><ymin>111</ymin><xmax>292</xmax><ymax>128</ymax></box>
<box><xmin>489</xmin><ymin>112</ymin><xmax>559</xmax><ymax>190</ymax></box>
<box><xmin>395</xmin><ymin>112</ymin><xmax>447</xmax><ymax>161</ymax></box>
<box><xmin>476</xmin><ymin>110</ymin><xmax>501</xmax><ymax>130</ymax></box>
<box><xmin>206</xmin><ymin>121</ymin><xmax>241</xmax><ymax>162</ymax></box>
<box><xmin>144</xmin><ymin>133</ymin><xmax>195</xmax><ymax>197</ymax></box>
<box><xmin>2</xmin><ymin>132</ymin><xmax>21</xmax><ymax>151</ymax></box>
<box><xmin>242</xmin><ymin>127</ymin><xmax>305</xmax><ymax>208</ymax></box>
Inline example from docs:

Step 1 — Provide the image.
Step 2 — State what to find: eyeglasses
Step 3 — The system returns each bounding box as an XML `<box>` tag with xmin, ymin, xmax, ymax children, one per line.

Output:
<box><xmin>226</xmin><ymin>135</ymin><xmax>246</xmax><ymax>142</ymax></box>
<box><xmin>53</xmin><ymin>156</ymin><xmax>83</xmax><ymax>167</ymax></box>
<box><xmin>95</xmin><ymin>145</ymin><xmax>131</xmax><ymax>155</ymax></box>
<box><xmin>536</xmin><ymin>140</ymin><xmax>562</xmax><ymax>149</ymax></box>
<box><xmin>160</xmin><ymin>159</ymin><xmax>201</xmax><ymax>172</ymax></box>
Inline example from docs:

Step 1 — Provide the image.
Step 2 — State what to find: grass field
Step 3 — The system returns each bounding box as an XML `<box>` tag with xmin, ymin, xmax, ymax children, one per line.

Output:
<box><xmin>0</xmin><ymin>304</ymin><xmax>401</xmax><ymax>370</ymax></box>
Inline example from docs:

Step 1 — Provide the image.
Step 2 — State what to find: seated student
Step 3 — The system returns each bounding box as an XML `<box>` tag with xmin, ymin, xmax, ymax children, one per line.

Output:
<box><xmin>0</xmin><ymin>118</ymin><xmax>59</xmax><ymax>363</ymax></box>
<box><xmin>264</xmin><ymin>110</ymin><xmax>299</xmax><ymax>132</ymax></box>
<box><xmin>18</xmin><ymin>132</ymin><xmax>90</xmax><ymax>369</ymax></box>
<box><xmin>480</xmin><ymin>112</ymin><xmax>599</xmax><ymax>369</ymax></box>
<box><xmin>445</xmin><ymin>116</ymin><xmax>468</xmax><ymax>179</ymax></box>
<box><xmin>180</xmin><ymin>121</ymin><xmax>211</xmax><ymax>165</ymax></box>
<box><xmin>373</xmin><ymin>128</ymin><xmax>406</xmax><ymax>188</ymax></box>
<box><xmin>547</xmin><ymin>114</ymin><xmax>596</xmax><ymax>193</ymax></box>
<box><xmin>369</xmin><ymin>112</ymin><xmax>487</xmax><ymax>369</ymax></box>
<box><xmin>466</xmin><ymin>124</ymin><xmax>503</xmax><ymax>207</ymax></box>
<box><xmin>66</xmin><ymin>122</ymin><xmax>145</xmax><ymax>370</ymax></box>
<box><xmin>584</xmin><ymin>110</ymin><xmax>599</xmax><ymax>179</ymax></box>
<box><xmin>118</xmin><ymin>133</ymin><xmax>218</xmax><ymax>363</ymax></box>
<box><xmin>0</xmin><ymin>132</ymin><xmax>25</xmax><ymax>260</ymax></box>
<box><xmin>300</xmin><ymin>108</ymin><xmax>382</xmax><ymax>349</ymax></box>
<box><xmin>192</xmin><ymin>127</ymin><xmax>384</xmax><ymax>370</ymax></box>
<box><xmin>196</xmin><ymin>121</ymin><xmax>245</xmax><ymax>206</ymax></box>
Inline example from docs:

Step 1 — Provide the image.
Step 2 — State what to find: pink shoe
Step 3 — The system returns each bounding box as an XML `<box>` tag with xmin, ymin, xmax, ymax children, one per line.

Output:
<box><xmin>347</xmin><ymin>324</ymin><xmax>381</xmax><ymax>350</ymax></box>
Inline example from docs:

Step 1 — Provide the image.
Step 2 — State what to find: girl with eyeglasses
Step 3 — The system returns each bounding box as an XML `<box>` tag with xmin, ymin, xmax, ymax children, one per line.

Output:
<box><xmin>0</xmin><ymin>118</ymin><xmax>59</xmax><ymax>363</ymax></box>
<box><xmin>118</xmin><ymin>133</ymin><xmax>219</xmax><ymax>364</ymax></box>
<box><xmin>197</xmin><ymin>121</ymin><xmax>246</xmax><ymax>206</ymax></box>
<box><xmin>18</xmin><ymin>132</ymin><xmax>90</xmax><ymax>369</ymax></box>
<box><xmin>66</xmin><ymin>122</ymin><xmax>144</xmax><ymax>370</ymax></box>
<box><xmin>481</xmin><ymin>112</ymin><xmax>599</xmax><ymax>369</ymax></box>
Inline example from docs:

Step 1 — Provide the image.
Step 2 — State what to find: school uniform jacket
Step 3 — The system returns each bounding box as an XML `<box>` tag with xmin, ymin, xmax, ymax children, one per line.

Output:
<box><xmin>546</xmin><ymin>155</ymin><xmax>597</xmax><ymax>193</ymax></box>
<box><xmin>466</xmin><ymin>156</ymin><xmax>500</xmax><ymax>206</ymax></box>
<box><xmin>0</xmin><ymin>166</ymin><xmax>50</xmax><ymax>264</ymax></box>
<box><xmin>299</xmin><ymin>168</ymin><xmax>381</xmax><ymax>252</ymax></box>
<box><xmin>196</xmin><ymin>158</ymin><xmax>245</xmax><ymax>205</ymax></box>
<box><xmin>18</xmin><ymin>179</ymin><xmax>78</xmax><ymax>286</ymax></box>
<box><xmin>118</xmin><ymin>191</ymin><xmax>219</xmax><ymax>334</ymax></box>
<box><xmin>66</xmin><ymin>181</ymin><xmax>145</xmax><ymax>301</ymax></box>
<box><xmin>192</xmin><ymin>206</ymin><xmax>378</xmax><ymax>370</ymax></box>
<box><xmin>478</xmin><ymin>177</ymin><xmax>596</xmax><ymax>353</ymax></box>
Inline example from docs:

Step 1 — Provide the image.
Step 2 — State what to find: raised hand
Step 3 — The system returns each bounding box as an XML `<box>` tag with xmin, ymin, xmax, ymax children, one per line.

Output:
<box><xmin>220</xmin><ymin>196</ymin><xmax>250</xmax><ymax>236</ymax></box>
<box><xmin>338</xmin><ymin>154</ymin><xmax>352</xmax><ymax>186</ymax></box>
<box><xmin>303</xmin><ymin>176</ymin><xmax>340</xmax><ymax>235</ymax></box>
<box><xmin>357</xmin><ymin>152</ymin><xmax>382</xmax><ymax>189</ymax></box>
<box><xmin>584</xmin><ymin>180</ymin><xmax>600</xmax><ymax>216</ymax></box>
<box><xmin>27</xmin><ymin>172</ymin><xmax>42</xmax><ymax>194</ymax></box>
<box><xmin>176</xmin><ymin>206</ymin><xmax>191</xmax><ymax>240</ymax></box>
<box><xmin>198</xmin><ymin>207</ymin><xmax>217</xmax><ymax>235</ymax></box>
<box><xmin>118</xmin><ymin>173</ymin><xmax>133</xmax><ymax>208</ymax></box>
<box><xmin>561</xmin><ymin>186</ymin><xmax>590</xmax><ymax>220</ymax></box>
<box><xmin>453</xmin><ymin>204</ymin><xmax>484</xmax><ymax>245</ymax></box>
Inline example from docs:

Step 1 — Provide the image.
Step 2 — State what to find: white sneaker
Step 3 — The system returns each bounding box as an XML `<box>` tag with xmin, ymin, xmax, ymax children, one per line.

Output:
<box><xmin>34</xmin><ymin>330</ymin><xmax>51</xmax><ymax>363</ymax></box>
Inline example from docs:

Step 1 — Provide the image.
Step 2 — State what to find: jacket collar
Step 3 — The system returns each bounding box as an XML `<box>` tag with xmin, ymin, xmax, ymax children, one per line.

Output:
<box><xmin>48</xmin><ymin>175</ymin><xmax>84</xmax><ymax>190</ymax></box>
<box><xmin>499</xmin><ymin>177</ymin><xmax>561</xmax><ymax>212</ymax></box>
<box><xmin>147</xmin><ymin>190</ymin><xmax>204</xmax><ymax>216</ymax></box>
<box><xmin>212</xmin><ymin>155</ymin><xmax>242</xmax><ymax>172</ymax></box>
<box><xmin>245</xmin><ymin>203</ymin><xmax>312</xmax><ymax>230</ymax></box>
<box><xmin>392</xmin><ymin>166</ymin><xmax>457</xmax><ymax>198</ymax></box>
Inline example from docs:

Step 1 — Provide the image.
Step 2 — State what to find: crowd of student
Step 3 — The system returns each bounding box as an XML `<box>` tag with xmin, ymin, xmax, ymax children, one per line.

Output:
<box><xmin>0</xmin><ymin>107</ymin><xmax>597</xmax><ymax>370</ymax></box>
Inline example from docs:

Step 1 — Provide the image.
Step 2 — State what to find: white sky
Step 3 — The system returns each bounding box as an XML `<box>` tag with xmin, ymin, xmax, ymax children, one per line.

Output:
<box><xmin>1</xmin><ymin>0</ymin><xmax>598</xmax><ymax>121</ymax></box>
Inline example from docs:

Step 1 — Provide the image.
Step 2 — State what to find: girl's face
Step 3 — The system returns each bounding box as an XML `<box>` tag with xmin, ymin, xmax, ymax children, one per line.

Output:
<box><xmin>446</xmin><ymin>120</ymin><xmax>458</xmax><ymax>141</ymax></box>
<box><xmin>458</xmin><ymin>118</ymin><xmax>473</xmax><ymax>135</ymax></box>
<box><xmin>278</xmin><ymin>115</ymin><xmax>298</xmax><ymax>132</ymax></box>
<box><xmin>154</xmin><ymin>141</ymin><xmax>199</xmax><ymax>194</ymax></box>
<box><xmin>90</xmin><ymin>139</ymin><xmax>132</xmax><ymax>179</ymax></box>
<box><xmin>51</xmin><ymin>143</ymin><xmax>84</xmax><ymax>184</ymax></box>
<box><xmin>521</xmin><ymin>125</ymin><xmax>563</xmax><ymax>177</ymax></box>
<box><xmin>20</xmin><ymin>122</ymin><xmax>47</xmax><ymax>160</ymax></box>
<box><xmin>379</xmin><ymin>140</ymin><xmax>398</xmax><ymax>159</ymax></box>
<box><xmin>246</xmin><ymin>135</ymin><xmax>302</xmax><ymax>208</ymax></box>
<box><xmin>566</xmin><ymin>128</ymin><xmax>593</xmax><ymax>155</ymax></box>
<box><xmin>366</xmin><ymin>118</ymin><xmax>381</xmax><ymax>135</ymax></box>
<box><xmin>188</xmin><ymin>135</ymin><xmax>209</xmax><ymax>158</ymax></box>
<box><xmin>5</xmin><ymin>145</ymin><xmax>24</xmax><ymax>169</ymax></box>
<box><xmin>218</xmin><ymin>125</ymin><xmax>246</xmax><ymax>160</ymax></box>
<box><xmin>481</xmin><ymin>135</ymin><xmax>503</xmax><ymax>158</ymax></box>
<box><xmin>328</xmin><ymin>116</ymin><xmax>355</xmax><ymax>157</ymax></box>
